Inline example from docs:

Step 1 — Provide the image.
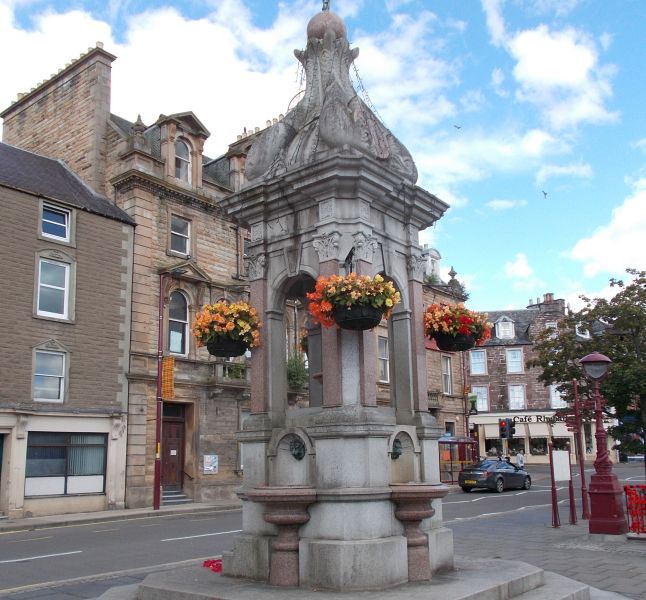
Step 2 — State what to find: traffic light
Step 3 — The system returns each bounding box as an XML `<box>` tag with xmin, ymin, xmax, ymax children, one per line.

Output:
<box><xmin>509</xmin><ymin>420</ymin><xmax>516</xmax><ymax>439</ymax></box>
<box><xmin>499</xmin><ymin>418</ymin><xmax>509</xmax><ymax>439</ymax></box>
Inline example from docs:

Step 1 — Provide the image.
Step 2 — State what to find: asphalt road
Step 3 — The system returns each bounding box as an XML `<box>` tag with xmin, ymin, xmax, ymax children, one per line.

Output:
<box><xmin>0</xmin><ymin>463</ymin><xmax>642</xmax><ymax>599</ymax></box>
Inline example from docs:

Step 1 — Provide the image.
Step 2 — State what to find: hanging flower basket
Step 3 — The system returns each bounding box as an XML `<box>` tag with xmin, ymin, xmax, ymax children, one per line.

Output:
<box><xmin>206</xmin><ymin>338</ymin><xmax>248</xmax><ymax>357</ymax></box>
<box><xmin>332</xmin><ymin>304</ymin><xmax>384</xmax><ymax>331</ymax></box>
<box><xmin>193</xmin><ymin>300</ymin><xmax>261</xmax><ymax>357</ymax></box>
<box><xmin>424</xmin><ymin>303</ymin><xmax>491</xmax><ymax>352</ymax></box>
<box><xmin>432</xmin><ymin>331</ymin><xmax>475</xmax><ymax>352</ymax></box>
<box><xmin>307</xmin><ymin>273</ymin><xmax>400</xmax><ymax>330</ymax></box>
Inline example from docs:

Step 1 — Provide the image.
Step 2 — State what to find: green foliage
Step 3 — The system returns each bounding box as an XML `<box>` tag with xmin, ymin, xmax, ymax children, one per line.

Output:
<box><xmin>287</xmin><ymin>354</ymin><xmax>308</xmax><ymax>391</ymax></box>
<box><xmin>529</xmin><ymin>268</ymin><xmax>646</xmax><ymax>455</ymax></box>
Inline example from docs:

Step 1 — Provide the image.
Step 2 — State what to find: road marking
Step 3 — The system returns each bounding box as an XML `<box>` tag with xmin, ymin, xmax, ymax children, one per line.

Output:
<box><xmin>0</xmin><ymin>550</ymin><xmax>82</xmax><ymax>564</ymax></box>
<box><xmin>140</xmin><ymin>523</ymin><xmax>161</xmax><ymax>527</ymax></box>
<box><xmin>161</xmin><ymin>529</ymin><xmax>242</xmax><ymax>542</ymax></box>
<box><xmin>625</xmin><ymin>475</ymin><xmax>646</xmax><ymax>482</ymax></box>
<box><xmin>444</xmin><ymin>496</ymin><xmax>487</xmax><ymax>504</ymax></box>
<box><xmin>8</xmin><ymin>536</ymin><xmax>52</xmax><ymax>543</ymax></box>
<box><xmin>92</xmin><ymin>528</ymin><xmax>120</xmax><ymax>533</ymax></box>
<box><xmin>514</xmin><ymin>491</ymin><xmax>528</xmax><ymax>496</ymax></box>
<box><xmin>445</xmin><ymin>499</ymin><xmax>568</xmax><ymax>524</ymax></box>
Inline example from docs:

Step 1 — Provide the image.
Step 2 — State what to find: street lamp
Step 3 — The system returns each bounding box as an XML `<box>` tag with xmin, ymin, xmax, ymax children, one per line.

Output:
<box><xmin>579</xmin><ymin>352</ymin><xmax>628</xmax><ymax>535</ymax></box>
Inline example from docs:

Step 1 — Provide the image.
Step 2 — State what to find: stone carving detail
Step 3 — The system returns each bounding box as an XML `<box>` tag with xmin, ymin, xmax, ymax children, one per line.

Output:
<box><xmin>16</xmin><ymin>414</ymin><xmax>28</xmax><ymax>439</ymax></box>
<box><xmin>245</xmin><ymin>253</ymin><xmax>267</xmax><ymax>280</ymax></box>
<box><xmin>407</xmin><ymin>254</ymin><xmax>427</xmax><ymax>280</ymax></box>
<box><xmin>319</xmin><ymin>199</ymin><xmax>335</xmax><ymax>221</ymax></box>
<box><xmin>313</xmin><ymin>232</ymin><xmax>341</xmax><ymax>261</ymax></box>
<box><xmin>250</xmin><ymin>223</ymin><xmax>264</xmax><ymax>242</ymax></box>
<box><xmin>244</xmin><ymin>15</ymin><xmax>417</xmax><ymax>184</ymax></box>
<box><xmin>352</xmin><ymin>232</ymin><xmax>378</xmax><ymax>263</ymax></box>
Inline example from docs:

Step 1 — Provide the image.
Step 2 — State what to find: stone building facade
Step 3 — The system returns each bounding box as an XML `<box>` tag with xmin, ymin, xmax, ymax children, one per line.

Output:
<box><xmin>1</xmin><ymin>45</ymin><xmax>255</xmax><ymax>509</ymax></box>
<box><xmin>466</xmin><ymin>293</ymin><xmax>599</xmax><ymax>464</ymax></box>
<box><xmin>0</xmin><ymin>142</ymin><xmax>134</xmax><ymax>517</ymax></box>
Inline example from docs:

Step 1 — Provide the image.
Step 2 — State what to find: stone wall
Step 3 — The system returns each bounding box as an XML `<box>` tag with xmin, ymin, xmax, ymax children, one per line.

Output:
<box><xmin>1</xmin><ymin>46</ymin><xmax>115</xmax><ymax>196</ymax></box>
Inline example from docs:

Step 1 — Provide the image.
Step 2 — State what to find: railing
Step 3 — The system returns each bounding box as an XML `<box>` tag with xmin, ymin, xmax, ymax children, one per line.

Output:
<box><xmin>624</xmin><ymin>484</ymin><xmax>646</xmax><ymax>536</ymax></box>
<box><xmin>428</xmin><ymin>391</ymin><xmax>441</xmax><ymax>409</ymax></box>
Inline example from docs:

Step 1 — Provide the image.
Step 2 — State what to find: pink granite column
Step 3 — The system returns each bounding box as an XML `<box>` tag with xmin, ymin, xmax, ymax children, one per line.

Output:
<box><xmin>319</xmin><ymin>259</ymin><xmax>342</xmax><ymax>408</ymax></box>
<box><xmin>391</xmin><ymin>484</ymin><xmax>449</xmax><ymax>582</ymax></box>
<box><xmin>247</xmin><ymin>486</ymin><xmax>316</xmax><ymax>587</ymax></box>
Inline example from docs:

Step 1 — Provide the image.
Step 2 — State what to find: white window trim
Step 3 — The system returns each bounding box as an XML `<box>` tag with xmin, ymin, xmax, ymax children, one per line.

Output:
<box><xmin>37</xmin><ymin>258</ymin><xmax>70</xmax><ymax>319</ymax></box>
<box><xmin>550</xmin><ymin>384</ymin><xmax>567</xmax><ymax>409</ymax></box>
<box><xmin>506</xmin><ymin>348</ymin><xmax>524</xmax><ymax>374</ymax></box>
<box><xmin>33</xmin><ymin>349</ymin><xmax>66</xmax><ymax>403</ymax></box>
<box><xmin>41</xmin><ymin>204</ymin><xmax>71</xmax><ymax>242</ymax></box>
<box><xmin>377</xmin><ymin>336</ymin><xmax>389</xmax><ymax>383</ymax></box>
<box><xmin>469</xmin><ymin>349</ymin><xmax>487</xmax><ymax>375</ymax></box>
<box><xmin>175</xmin><ymin>138</ymin><xmax>192</xmax><ymax>184</ymax></box>
<box><xmin>169</xmin><ymin>214</ymin><xmax>191</xmax><ymax>257</ymax></box>
<box><xmin>441</xmin><ymin>355</ymin><xmax>452</xmax><ymax>395</ymax></box>
<box><xmin>168</xmin><ymin>290</ymin><xmax>189</xmax><ymax>356</ymax></box>
<box><xmin>496</xmin><ymin>319</ymin><xmax>515</xmax><ymax>339</ymax></box>
<box><xmin>472</xmin><ymin>385</ymin><xmax>489</xmax><ymax>412</ymax></box>
<box><xmin>508</xmin><ymin>384</ymin><xmax>526</xmax><ymax>410</ymax></box>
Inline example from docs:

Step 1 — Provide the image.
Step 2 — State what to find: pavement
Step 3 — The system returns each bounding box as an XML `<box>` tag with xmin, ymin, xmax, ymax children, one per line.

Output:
<box><xmin>1</xmin><ymin>476</ymin><xmax>645</xmax><ymax>600</ymax></box>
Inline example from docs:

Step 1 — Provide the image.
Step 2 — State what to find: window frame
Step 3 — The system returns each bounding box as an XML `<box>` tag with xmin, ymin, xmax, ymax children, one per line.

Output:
<box><xmin>441</xmin><ymin>355</ymin><xmax>452</xmax><ymax>395</ymax></box>
<box><xmin>506</xmin><ymin>348</ymin><xmax>524</xmax><ymax>374</ymax></box>
<box><xmin>169</xmin><ymin>214</ymin><xmax>192</xmax><ymax>257</ymax></box>
<box><xmin>168</xmin><ymin>290</ymin><xmax>189</xmax><ymax>356</ymax></box>
<box><xmin>508</xmin><ymin>384</ymin><xmax>526</xmax><ymax>410</ymax></box>
<box><xmin>41</xmin><ymin>203</ymin><xmax>71</xmax><ymax>243</ymax></box>
<box><xmin>471</xmin><ymin>385</ymin><xmax>489</xmax><ymax>412</ymax></box>
<box><xmin>377</xmin><ymin>336</ymin><xmax>389</xmax><ymax>383</ymax></box>
<box><xmin>36</xmin><ymin>257</ymin><xmax>70</xmax><ymax>320</ymax></box>
<box><xmin>496</xmin><ymin>319</ymin><xmax>515</xmax><ymax>339</ymax></box>
<box><xmin>550</xmin><ymin>384</ymin><xmax>567</xmax><ymax>409</ymax></box>
<box><xmin>24</xmin><ymin>432</ymin><xmax>107</xmax><ymax>497</ymax></box>
<box><xmin>33</xmin><ymin>349</ymin><xmax>66</xmax><ymax>403</ymax></box>
<box><xmin>469</xmin><ymin>349</ymin><xmax>487</xmax><ymax>375</ymax></box>
<box><xmin>175</xmin><ymin>138</ymin><xmax>192</xmax><ymax>184</ymax></box>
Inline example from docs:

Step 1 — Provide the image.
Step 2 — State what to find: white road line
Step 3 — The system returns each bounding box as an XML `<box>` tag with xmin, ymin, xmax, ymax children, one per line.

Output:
<box><xmin>625</xmin><ymin>476</ymin><xmax>646</xmax><ymax>482</ymax></box>
<box><xmin>92</xmin><ymin>528</ymin><xmax>119</xmax><ymax>533</ymax></box>
<box><xmin>161</xmin><ymin>529</ymin><xmax>242</xmax><ymax>542</ymax></box>
<box><xmin>8</xmin><ymin>536</ymin><xmax>52</xmax><ymax>543</ymax></box>
<box><xmin>0</xmin><ymin>550</ymin><xmax>83</xmax><ymax>564</ymax></box>
<box><xmin>444</xmin><ymin>497</ymin><xmax>487</xmax><ymax>504</ymax></box>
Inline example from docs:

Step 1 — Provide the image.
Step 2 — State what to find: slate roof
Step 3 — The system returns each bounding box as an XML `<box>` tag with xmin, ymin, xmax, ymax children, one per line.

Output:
<box><xmin>0</xmin><ymin>143</ymin><xmax>135</xmax><ymax>226</ymax></box>
<box><xmin>482</xmin><ymin>308</ymin><xmax>538</xmax><ymax>346</ymax></box>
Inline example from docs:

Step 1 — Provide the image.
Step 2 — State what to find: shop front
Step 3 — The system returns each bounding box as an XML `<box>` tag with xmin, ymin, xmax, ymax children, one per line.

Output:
<box><xmin>471</xmin><ymin>411</ymin><xmax>614</xmax><ymax>465</ymax></box>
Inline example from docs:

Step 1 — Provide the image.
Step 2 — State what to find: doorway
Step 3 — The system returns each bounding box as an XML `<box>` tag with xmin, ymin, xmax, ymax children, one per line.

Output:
<box><xmin>161</xmin><ymin>403</ymin><xmax>185</xmax><ymax>490</ymax></box>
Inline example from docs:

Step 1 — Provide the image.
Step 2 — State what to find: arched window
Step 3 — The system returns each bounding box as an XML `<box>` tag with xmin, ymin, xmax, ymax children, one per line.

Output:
<box><xmin>175</xmin><ymin>139</ymin><xmax>191</xmax><ymax>183</ymax></box>
<box><xmin>168</xmin><ymin>291</ymin><xmax>189</xmax><ymax>355</ymax></box>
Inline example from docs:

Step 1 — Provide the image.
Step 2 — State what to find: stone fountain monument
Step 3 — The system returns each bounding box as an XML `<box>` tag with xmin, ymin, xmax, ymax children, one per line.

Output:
<box><xmin>218</xmin><ymin>6</ymin><xmax>453</xmax><ymax>591</ymax></box>
<box><xmin>123</xmin><ymin>7</ymin><xmax>619</xmax><ymax>600</ymax></box>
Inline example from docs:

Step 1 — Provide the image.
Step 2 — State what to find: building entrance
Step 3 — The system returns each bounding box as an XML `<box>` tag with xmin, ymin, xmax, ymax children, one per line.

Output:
<box><xmin>161</xmin><ymin>404</ymin><xmax>185</xmax><ymax>490</ymax></box>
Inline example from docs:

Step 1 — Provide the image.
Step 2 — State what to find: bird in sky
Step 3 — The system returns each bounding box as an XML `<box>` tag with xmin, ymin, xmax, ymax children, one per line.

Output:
<box><xmin>453</xmin><ymin>124</ymin><xmax>462</xmax><ymax>129</ymax></box>
<box><xmin>542</xmin><ymin>190</ymin><xmax>548</xmax><ymax>199</ymax></box>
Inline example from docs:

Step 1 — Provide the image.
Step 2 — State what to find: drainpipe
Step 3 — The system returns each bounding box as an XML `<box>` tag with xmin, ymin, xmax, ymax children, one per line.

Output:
<box><xmin>154</xmin><ymin>273</ymin><xmax>167</xmax><ymax>510</ymax></box>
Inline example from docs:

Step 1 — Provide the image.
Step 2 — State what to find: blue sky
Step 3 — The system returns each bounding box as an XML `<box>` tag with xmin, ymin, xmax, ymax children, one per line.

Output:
<box><xmin>1</xmin><ymin>0</ymin><xmax>644</xmax><ymax>311</ymax></box>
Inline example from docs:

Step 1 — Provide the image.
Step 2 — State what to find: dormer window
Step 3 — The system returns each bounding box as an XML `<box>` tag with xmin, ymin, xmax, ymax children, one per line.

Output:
<box><xmin>496</xmin><ymin>318</ymin><xmax>514</xmax><ymax>339</ymax></box>
<box><xmin>175</xmin><ymin>139</ymin><xmax>191</xmax><ymax>183</ymax></box>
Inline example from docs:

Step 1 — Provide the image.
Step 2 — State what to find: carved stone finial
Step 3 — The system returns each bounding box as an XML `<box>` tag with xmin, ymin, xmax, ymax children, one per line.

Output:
<box><xmin>407</xmin><ymin>254</ymin><xmax>427</xmax><ymax>280</ymax></box>
<box><xmin>245</xmin><ymin>253</ymin><xmax>267</xmax><ymax>280</ymax></box>
<box><xmin>352</xmin><ymin>232</ymin><xmax>379</xmax><ymax>263</ymax></box>
<box><xmin>313</xmin><ymin>231</ymin><xmax>341</xmax><ymax>261</ymax></box>
<box><xmin>448</xmin><ymin>266</ymin><xmax>457</xmax><ymax>280</ymax></box>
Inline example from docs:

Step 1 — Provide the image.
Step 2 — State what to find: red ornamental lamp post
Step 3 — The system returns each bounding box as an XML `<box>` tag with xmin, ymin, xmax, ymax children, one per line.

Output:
<box><xmin>579</xmin><ymin>352</ymin><xmax>628</xmax><ymax>535</ymax></box>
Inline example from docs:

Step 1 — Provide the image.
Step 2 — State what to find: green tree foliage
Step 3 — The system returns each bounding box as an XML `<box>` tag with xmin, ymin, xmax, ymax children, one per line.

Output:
<box><xmin>530</xmin><ymin>269</ymin><xmax>645</xmax><ymax>456</ymax></box>
<box><xmin>287</xmin><ymin>354</ymin><xmax>308</xmax><ymax>391</ymax></box>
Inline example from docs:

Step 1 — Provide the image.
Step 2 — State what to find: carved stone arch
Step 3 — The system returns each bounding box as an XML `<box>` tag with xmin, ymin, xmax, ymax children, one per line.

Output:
<box><xmin>267</xmin><ymin>427</ymin><xmax>315</xmax><ymax>486</ymax></box>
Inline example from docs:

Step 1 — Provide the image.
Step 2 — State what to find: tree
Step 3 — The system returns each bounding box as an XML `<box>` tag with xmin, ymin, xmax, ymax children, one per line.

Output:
<box><xmin>530</xmin><ymin>268</ymin><xmax>646</xmax><ymax>458</ymax></box>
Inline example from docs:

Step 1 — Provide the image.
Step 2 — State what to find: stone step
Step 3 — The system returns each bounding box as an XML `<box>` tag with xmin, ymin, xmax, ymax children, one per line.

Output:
<box><xmin>516</xmin><ymin>571</ymin><xmax>589</xmax><ymax>600</ymax></box>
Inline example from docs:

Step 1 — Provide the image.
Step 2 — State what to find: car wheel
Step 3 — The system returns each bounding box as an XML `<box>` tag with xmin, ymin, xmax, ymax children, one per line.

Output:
<box><xmin>460</xmin><ymin>486</ymin><xmax>472</xmax><ymax>493</ymax></box>
<box><xmin>495</xmin><ymin>478</ymin><xmax>504</xmax><ymax>493</ymax></box>
<box><xmin>523</xmin><ymin>476</ymin><xmax>531</xmax><ymax>490</ymax></box>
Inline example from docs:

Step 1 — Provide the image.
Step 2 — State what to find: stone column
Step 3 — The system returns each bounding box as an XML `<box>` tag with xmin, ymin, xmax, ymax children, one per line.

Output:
<box><xmin>247</xmin><ymin>254</ymin><xmax>267</xmax><ymax>415</ymax></box>
<box><xmin>407</xmin><ymin>253</ymin><xmax>429</xmax><ymax>413</ymax></box>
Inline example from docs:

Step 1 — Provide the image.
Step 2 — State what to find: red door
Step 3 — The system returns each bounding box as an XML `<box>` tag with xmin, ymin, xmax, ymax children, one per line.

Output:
<box><xmin>161</xmin><ymin>420</ymin><xmax>184</xmax><ymax>488</ymax></box>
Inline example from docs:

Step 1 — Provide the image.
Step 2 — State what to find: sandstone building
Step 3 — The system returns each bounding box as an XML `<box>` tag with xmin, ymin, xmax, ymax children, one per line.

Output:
<box><xmin>0</xmin><ymin>142</ymin><xmax>134</xmax><ymax>517</ymax></box>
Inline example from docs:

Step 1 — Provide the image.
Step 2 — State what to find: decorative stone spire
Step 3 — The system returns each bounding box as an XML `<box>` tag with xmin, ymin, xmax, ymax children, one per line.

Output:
<box><xmin>244</xmin><ymin>8</ymin><xmax>417</xmax><ymax>183</ymax></box>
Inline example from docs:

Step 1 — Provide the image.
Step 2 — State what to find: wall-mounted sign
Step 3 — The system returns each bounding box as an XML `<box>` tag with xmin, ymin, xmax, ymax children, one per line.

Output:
<box><xmin>204</xmin><ymin>454</ymin><xmax>219</xmax><ymax>474</ymax></box>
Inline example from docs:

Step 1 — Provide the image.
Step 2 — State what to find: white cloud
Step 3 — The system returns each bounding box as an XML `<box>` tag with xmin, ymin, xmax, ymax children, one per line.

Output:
<box><xmin>569</xmin><ymin>179</ymin><xmax>646</xmax><ymax>277</ymax></box>
<box><xmin>490</xmin><ymin>67</ymin><xmax>508</xmax><ymax>97</ymax></box>
<box><xmin>482</xmin><ymin>0</ymin><xmax>506</xmax><ymax>47</ymax></box>
<box><xmin>535</xmin><ymin>162</ymin><xmax>593</xmax><ymax>185</ymax></box>
<box><xmin>505</xmin><ymin>252</ymin><xmax>534</xmax><ymax>278</ymax></box>
<box><xmin>486</xmin><ymin>199</ymin><xmax>527</xmax><ymax>211</ymax></box>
